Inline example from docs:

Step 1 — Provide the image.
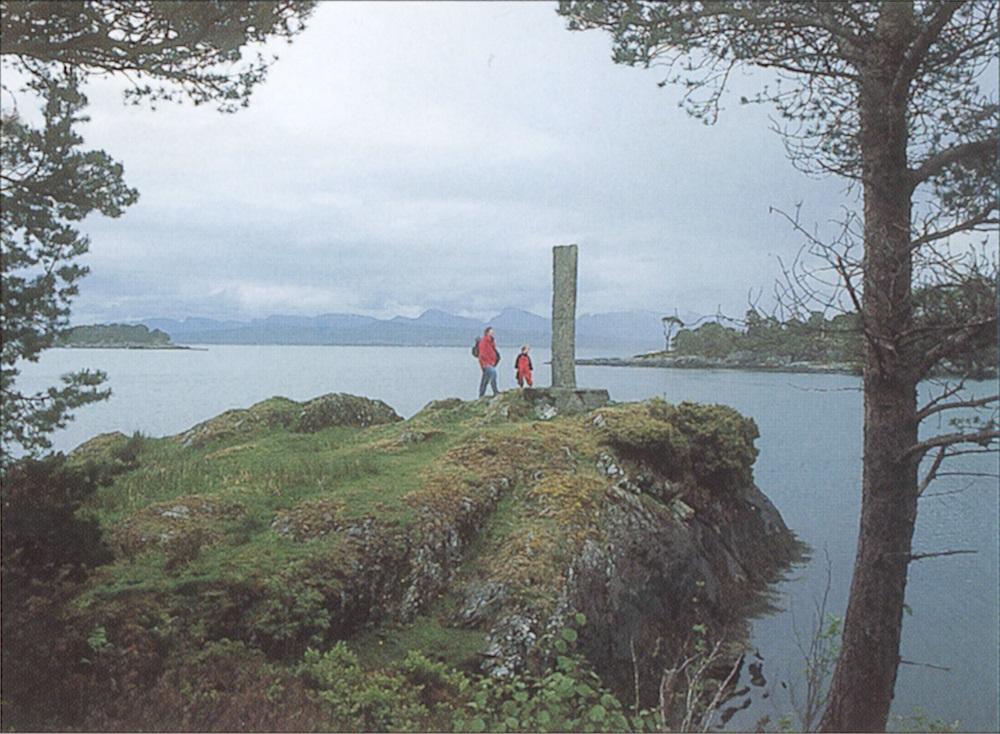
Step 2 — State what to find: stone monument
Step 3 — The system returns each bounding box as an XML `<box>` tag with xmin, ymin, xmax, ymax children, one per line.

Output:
<box><xmin>551</xmin><ymin>244</ymin><xmax>578</xmax><ymax>389</ymax></box>
<box><xmin>524</xmin><ymin>244</ymin><xmax>608</xmax><ymax>415</ymax></box>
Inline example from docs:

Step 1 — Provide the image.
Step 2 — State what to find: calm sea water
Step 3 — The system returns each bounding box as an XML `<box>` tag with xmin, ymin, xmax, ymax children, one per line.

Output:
<box><xmin>16</xmin><ymin>345</ymin><xmax>1000</xmax><ymax>731</ymax></box>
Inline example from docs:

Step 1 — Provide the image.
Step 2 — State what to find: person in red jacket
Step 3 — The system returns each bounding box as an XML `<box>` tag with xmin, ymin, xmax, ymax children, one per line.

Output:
<box><xmin>476</xmin><ymin>326</ymin><xmax>500</xmax><ymax>397</ymax></box>
<box><xmin>514</xmin><ymin>345</ymin><xmax>533</xmax><ymax>388</ymax></box>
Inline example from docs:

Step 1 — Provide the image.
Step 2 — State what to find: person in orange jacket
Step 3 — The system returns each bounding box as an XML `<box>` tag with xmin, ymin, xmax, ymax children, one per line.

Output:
<box><xmin>514</xmin><ymin>345</ymin><xmax>533</xmax><ymax>388</ymax></box>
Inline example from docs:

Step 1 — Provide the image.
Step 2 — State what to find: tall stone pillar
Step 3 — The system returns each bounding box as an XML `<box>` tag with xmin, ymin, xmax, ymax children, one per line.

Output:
<box><xmin>551</xmin><ymin>244</ymin><xmax>578</xmax><ymax>389</ymax></box>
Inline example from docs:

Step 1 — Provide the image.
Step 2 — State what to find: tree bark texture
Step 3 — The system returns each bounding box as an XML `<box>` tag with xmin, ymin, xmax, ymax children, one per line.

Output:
<box><xmin>821</xmin><ymin>5</ymin><xmax>921</xmax><ymax>731</ymax></box>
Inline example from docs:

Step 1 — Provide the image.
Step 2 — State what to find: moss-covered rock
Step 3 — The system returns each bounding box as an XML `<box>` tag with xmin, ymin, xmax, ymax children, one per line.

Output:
<box><xmin>271</xmin><ymin>498</ymin><xmax>346</xmax><ymax>542</ymax></box>
<box><xmin>591</xmin><ymin>399</ymin><xmax>760</xmax><ymax>496</ymax></box>
<box><xmin>480</xmin><ymin>391</ymin><xmax>537</xmax><ymax>423</ymax></box>
<box><xmin>70</xmin><ymin>431</ymin><xmax>130</xmax><ymax>462</ymax></box>
<box><xmin>172</xmin><ymin>394</ymin><xmax>401</xmax><ymax>448</ymax></box>
<box><xmin>669</xmin><ymin>401</ymin><xmax>759</xmax><ymax>490</ymax></box>
<box><xmin>174</xmin><ymin>397</ymin><xmax>301</xmax><ymax>448</ymax></box>
<box><xmin>593</xmin><ymin>403</ymin><xmax>689</xmax><ymax>477</ymax></box>
<box><xmin>20</xmin><ymin>391</ymin><xmax>796</xmax><ymax>731</ymax></box>
<box><xmin>372</xmin><ymin>429</ymin><xmax>445</xmax><ymax>453</ymax></box>
<box><xmin>110</xmin><ymin>495</ymin><xmax>245</xmax><ymax>561</ymax></box>
<box><xmin>292</xmin><ymin>393</ymin><xmax>402</xmax><ymax>433</ymax></box>
<box><xmin>418</xmin><ymin>397</ymin><xmax>464</xmax><ymax>414</ymax></box>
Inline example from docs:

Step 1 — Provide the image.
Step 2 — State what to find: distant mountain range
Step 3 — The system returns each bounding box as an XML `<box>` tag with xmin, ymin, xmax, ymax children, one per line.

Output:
<box><xmin>139</xmin><ymin>308</ymin><xmax>697</xmax><ymax>350</ymax></box>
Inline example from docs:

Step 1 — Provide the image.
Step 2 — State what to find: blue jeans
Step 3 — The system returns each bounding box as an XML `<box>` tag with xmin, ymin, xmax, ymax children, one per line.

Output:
<box><xmin>479</xmin><ymin>365</ymin><xmax>498</xmax><ymax>397</ymax></box>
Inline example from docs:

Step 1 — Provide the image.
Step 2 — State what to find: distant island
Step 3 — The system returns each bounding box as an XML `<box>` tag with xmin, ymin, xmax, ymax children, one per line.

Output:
<box><xmin>579</xmin><ymin>310</ymin><xmax>997</xmax><ymax>379</ymax></box>
<box><xmin>57</xmin><ymin>324</ymin><xmax>187</xmax><ymax>349</ymax></box>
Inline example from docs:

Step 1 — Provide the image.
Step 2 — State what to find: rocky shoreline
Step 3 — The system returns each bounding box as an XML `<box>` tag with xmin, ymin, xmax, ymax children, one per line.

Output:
<box><xmin>577</xmin><ymin>353</ymin><xmax>861</xmax><ymax>374</ymax></box>
<box><xmin>578</xmin><ymin>353</ymin><xmax>997</xmax><ymax>379</ymax></box>
<box><xmin>58</xmin><ymin>343</ymin><xmax>193</xmax><ymax>350</ymax></box>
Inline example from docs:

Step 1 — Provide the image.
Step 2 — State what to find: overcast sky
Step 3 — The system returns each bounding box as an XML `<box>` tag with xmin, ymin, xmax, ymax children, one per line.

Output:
<box><xmin>66</xmin><ymin>1</ymin><xmax>848</xmax><ymax>324</ymax></box>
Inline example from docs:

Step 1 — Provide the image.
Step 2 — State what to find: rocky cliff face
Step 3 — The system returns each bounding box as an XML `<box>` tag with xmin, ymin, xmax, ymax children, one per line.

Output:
<box><xmin>13</xmin><ymin>391</ymin><xmax>797</xmax><ymax>729</ymax></box>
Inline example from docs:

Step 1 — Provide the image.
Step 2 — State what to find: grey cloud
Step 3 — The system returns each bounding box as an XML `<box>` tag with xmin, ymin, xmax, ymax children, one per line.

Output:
<box><xmin>63</xmin><ymin>2</ymin><xmax>848</xmax><ymax>326</ymax></box>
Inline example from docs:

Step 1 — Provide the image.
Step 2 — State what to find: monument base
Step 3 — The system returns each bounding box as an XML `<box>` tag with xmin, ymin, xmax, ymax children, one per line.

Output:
<box><xmin>523</xmin><ymin>387</ymin><xmax>610</xmax><ymax>416</ymax></box>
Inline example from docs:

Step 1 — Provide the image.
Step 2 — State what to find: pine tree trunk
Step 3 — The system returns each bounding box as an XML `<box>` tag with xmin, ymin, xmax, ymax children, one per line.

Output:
<box><xmin>820</xmin><ymin>6</ymin><xmax>920</xmax><ymax>731</ymax></box>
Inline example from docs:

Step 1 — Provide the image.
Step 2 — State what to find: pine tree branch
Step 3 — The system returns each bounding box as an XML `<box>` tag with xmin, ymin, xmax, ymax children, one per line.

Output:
<box><xmin>892</xmin><ymin>1</ymin><xmax>963</xmax><ymax>98</ymax></box>
<box><xmin>908</xmin><ymin>137</ymin><xmax>998</xmax><ymax>188</ymax></box>
<box><xmin>918</xmin><ymin>316</ymin><xmax>998</xmax><ymax>376</ymax></box>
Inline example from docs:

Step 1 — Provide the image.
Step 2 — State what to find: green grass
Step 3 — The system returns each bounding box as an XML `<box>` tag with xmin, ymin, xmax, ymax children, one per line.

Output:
<box><xmin>80</xmin><ymin>394</ymin><xmax>606</xmax><ymax>615</ymax></box>
<box><xmin>78</xmin><ymin>396</ymin><xmax>508</xmax><ymax>608</ymax></box>
<box><xmin>89</xmin><ymin>422</ymin><xmax>466</xmax><ymax>530</ymax></box>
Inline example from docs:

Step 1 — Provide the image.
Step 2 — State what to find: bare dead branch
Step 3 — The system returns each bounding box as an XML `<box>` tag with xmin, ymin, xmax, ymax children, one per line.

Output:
<box><xmin>917</xmin><ymin>446</ymin><xmax>947</xmax><ymax>496</ymax></box>
<box><xmin>917</xmin><ymin>393</ymin><xmax>999</xmax><ymax>422</ymax></box>
<box><xmin>902</xmin><ymin>427</ymin><xmax>1000</xmax><ymax>461</ymax></box>
<box><xmin>699</xmin><ymin>652</ymin><xmax>744</xmax><ymax>733</ymax></box>
<box><xmin>910</xmin><ymin>549</ymin><xmax>978</xmax><ymax>562</ymax></box>
<box><xmin>899</xmin><ymin>658</ymin><xmax>952</xmax><ymax>672</ymax></box>
<box><xmin>920</xmin><ymin>487</ymin><xmax>970</xmax><ymax>499</ymax></box>
<box><xmin>910</xmin><ymin>212</ymin><xmax>1000</xmax><ymax>250</ymax></box>
<box><xmin>933</xmin><ymin>471</ymin><xmax>999</xmax><ymax>480</ymax></box>
<box><xmin>917</xmin><ymin>379</ymin><xmax>968</xmax><ymax>416</ymax></box>
<box><xmin>936</xmin><ymin>447</ymin><xmax>1000</xmax><ymax>459</ymax></box>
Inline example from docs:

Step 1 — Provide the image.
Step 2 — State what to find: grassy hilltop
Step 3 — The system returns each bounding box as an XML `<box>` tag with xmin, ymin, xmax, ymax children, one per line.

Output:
<box><xmin>2</xmin><ymin>391</ymin><xmax>798</xmax><ymax>732</ymax></box>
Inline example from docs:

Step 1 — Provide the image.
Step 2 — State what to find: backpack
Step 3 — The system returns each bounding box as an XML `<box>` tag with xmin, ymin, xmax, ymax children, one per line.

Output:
<box><xmin>472</xmin><ymin>337</ymin><xmax>480</xmax><ymax>358</ymax></box>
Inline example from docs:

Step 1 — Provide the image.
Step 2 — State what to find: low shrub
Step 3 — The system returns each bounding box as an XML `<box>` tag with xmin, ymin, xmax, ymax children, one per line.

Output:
<box><xmin>246</xmin><ymin>577</ymin><xmax>335</xmax><ymax>660</ymax></box>
<box><xmin>0</xmin><ymin>449</ymin><xmax>181</xmax><ymax>731</ymax></box>
<box><xmin>0</xmin><ymin>571</ymin><xmax>90</xmax><ymax>730</ymax></box>
<box><xmin>85</xmin><ymin>639</ymin><xmax>322</xmax><ymax>731</ymax></box>
<box><xmin>453</xmin><ymin>618</ymin><xmax>659</xmax><ymax>733</ymax></box>
<box><xmin>1</xmin><ymin>454</ymin><xmax>112</xmax><ymax>582</ymax></box>
<box><xmin>110</xmin><ymin>430</ymin><xmax>145</xmax><ymax>465</ymax></box>
<box><xmin>298</xmin><ymin>643</ymin><xmax>465</xmax><ymax>731</ymax></box>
